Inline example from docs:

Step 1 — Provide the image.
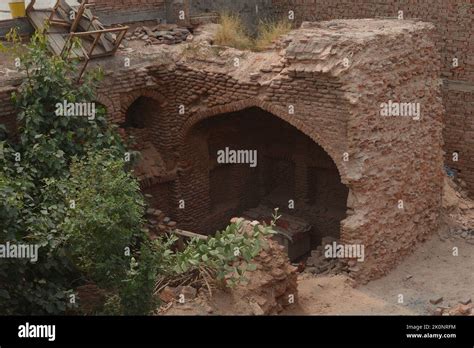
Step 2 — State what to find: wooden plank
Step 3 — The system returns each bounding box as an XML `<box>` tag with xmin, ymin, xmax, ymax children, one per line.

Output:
<box><xmin>28</xmin><ymin>10</ymin><xmax>83</xmax><ymax>58</ymax></box>
<box><xmin>26</xmin><ymin>0</ymin><xmax>36</xmax><ymax>12</ymax></box>
<box><xmin>70</xmin><ymin>1</ymin><xmax>87</xmax><ymax>32</ymax></box>
<box><xmin>70</xmin><ymin>27</ymin><xmax>129</xmax><ymax>36</ymax></box>
<box><xmin>173</xmin><ymin>229</ymin><xmax>208</xmax><ymax>240</ymax></box>
<box><xmin>27</xmin><ymin>0</ymin><xmax>124</xmax><ymax>68</ymax></box>
<box><xmin>58</xmin><ymin>0</ymin><xmax>114</xmax><ymax>52</ymax></box>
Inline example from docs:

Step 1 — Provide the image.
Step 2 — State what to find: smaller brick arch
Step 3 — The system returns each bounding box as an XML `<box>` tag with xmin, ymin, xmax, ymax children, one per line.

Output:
<box><xmin>179</xmin><ymin>98</ymin><xmax>349</xmax><ymax>183</ymax></box>
<box><xmin>94</xmin><ymin>93</ymin><xmax>115</xmax><ymax>115</ymax></box>
<box><xmin>119</xmin><ymin>88</ymin><xmax>169</xmax><ymax>124</ymax></box>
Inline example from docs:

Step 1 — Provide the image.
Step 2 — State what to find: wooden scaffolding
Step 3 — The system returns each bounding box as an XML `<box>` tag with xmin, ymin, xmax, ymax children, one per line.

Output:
<box><xmin>26</xmin><ymin>0</ymin><xmax>128</xmax><ymax>79</ymax></box>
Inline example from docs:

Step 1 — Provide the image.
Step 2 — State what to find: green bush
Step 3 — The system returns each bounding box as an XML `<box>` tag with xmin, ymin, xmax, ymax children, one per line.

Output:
<box><xmin>254</xmin><ymin>19</ymin><xmax>293</xmax><ymax>51</ymax></box>
<box><xmin>61</xmin><ymin>150</ymin><xmax>145</xmax><ymax>287</ymax></box>
<box><xmin>153</xmin><ymin>213</ymin><xmax>278</xmax><ymax>290</ymax></box>
<box><xmin>118</xmin><ymin>244</ymin><xmax>158</xmax><ymax>315</ymax></box>
<box><xmin>0</xmin><ymin>31</ymin><xmax>143</xmax><ymax>315</ymax></box>
<box><xmin>214</xmin><ymin>13</ymin><xmax>253</xmax><ymax>50</ymax></box>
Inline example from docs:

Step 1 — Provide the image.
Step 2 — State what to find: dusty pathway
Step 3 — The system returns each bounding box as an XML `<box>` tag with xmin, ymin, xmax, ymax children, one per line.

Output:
<box><xmin>284</xmin><ymin>233</ymin><xmax>474</xmax><ymax>315</ymax></box>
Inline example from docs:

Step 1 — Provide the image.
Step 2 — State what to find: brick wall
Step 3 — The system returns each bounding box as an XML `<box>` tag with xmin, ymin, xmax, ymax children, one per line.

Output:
<box><xmin>90</xmin><ymin>0</ymin><xmax>166</xmax><ymax>12</ymax></box>
<box><xmin>273</xmin><ymin>0</ymin><xmax>474</xmax><ymax>195</ymax></box>
<box><xmin>89</xmin><ymin>0</ymin><xmax>167</xmax><ymax>25</ymax></box>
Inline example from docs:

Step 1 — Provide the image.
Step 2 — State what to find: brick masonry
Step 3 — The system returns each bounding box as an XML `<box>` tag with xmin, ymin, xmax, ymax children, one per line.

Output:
<box><xmin>93</xmin><ymin>19</ymin><xmax>443</xmax><ymax>281</ymax></box>
<box><xmin>87</xmin><ymin>0</ymin><xmax>474</xmax><ymax>196</ymax></box>
<box><xmin>88</xmin><ymin>0</ymin><xmax>167</xmax><ymax>25</ymax></box>
<box><xmin>0</xmin><ymin>18</ymin><xmax>445</xmax><ymax>282</ymax></box>
<box><xmin>271</xmin><ymin>0</ymin><xmax>474</xmax><ymax>197</ymax></box>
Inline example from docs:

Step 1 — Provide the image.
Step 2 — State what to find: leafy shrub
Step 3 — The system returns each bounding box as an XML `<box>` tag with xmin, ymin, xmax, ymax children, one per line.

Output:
<box><xmin>0</xmin><ymin>31</ymin><xmax>140</xmax><ymax>314</ymax></box>
<box><xmin>154</xmin><ymin>213</ymin><xmax>279</xmax><ymax>290</ymax></box>
<box><xmin>0</xmin><ymin>143</ymin><xmax>77</xmax><ymax>315</ymax></box>
<box><xmin>118</xmin><ymin>244</ymin><xmax>158</xmax><ymax>315</ymax></box>
<box><xmin>61</xmin><ymin>149</ymin><xmax>145</xmax><ymax>287</ymax></box>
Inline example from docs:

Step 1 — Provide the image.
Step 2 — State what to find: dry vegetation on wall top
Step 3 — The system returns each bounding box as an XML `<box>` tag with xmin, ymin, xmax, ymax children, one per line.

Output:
<box><xmin>214</xmin><ymin>13</ymin><xmax>293</xmax><ymax>51</ymax></box>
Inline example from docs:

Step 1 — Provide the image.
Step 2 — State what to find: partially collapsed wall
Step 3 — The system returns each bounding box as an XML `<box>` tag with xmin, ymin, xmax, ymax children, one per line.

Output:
<box><xmin>85</xmin><ymin>19</ymin><xmax>444</xmax><ymax>282</ymax></box>
<box><xmin>273</xmin><ymin>0</ymin><xmax>474</xmax><ymax>198</ymax></box>
<box><xmin>0</xmin><ymin>19</ymin><xmax>445</xmax><ymax>282</ymax></box>
<box><xmin>88</xmin><ymin>0</ymin><xmax>474</xmax><ymax>197</ymax></box>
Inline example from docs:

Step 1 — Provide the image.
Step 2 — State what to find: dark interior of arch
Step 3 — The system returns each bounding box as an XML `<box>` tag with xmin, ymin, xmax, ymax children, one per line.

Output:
<box><xmin>190</xmin><ymin>107</ymin><xmax>349</xmax><ymax>254</ymax></box>
<box><xmin>123</xmin><ymin>96</ymin><xmax>159</xmax><ymax>128</ymax></box>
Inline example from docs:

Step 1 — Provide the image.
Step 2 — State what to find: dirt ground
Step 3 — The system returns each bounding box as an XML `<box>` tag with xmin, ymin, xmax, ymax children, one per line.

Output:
<box><xmin>162</xmin><ymin>177</ymin><xmax>474</xmax><ymax>316</ymax></box>
<box><xmin>163</xmin><ymin>231</ymin><xmax>474</xmax><ymax>316</ymax></box>
<box><xmin>284</xmin><ymin>233</ymin><xmax>474</xmax><ymax>315</ymax></box>
<box><xmin>284</xmin><ymin>177</ymin><xmax>474</xmax><ymax>316</ymax></box>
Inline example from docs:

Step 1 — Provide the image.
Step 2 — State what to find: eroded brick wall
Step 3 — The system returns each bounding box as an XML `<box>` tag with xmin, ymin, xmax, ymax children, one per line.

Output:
<box><xmin>0</xmin><ymin>19</ymin><xmax>445</xmax><ymax>282</ymax></box>
<box><xmin>273</xmin><ymin>0</ymin><xmax>474</xmax><ymax>196</ymax></box>
<box><xmin>92</xmin><ymin>19</ymin><xmax>444</xmax><ymax>281</ymax></box>
<box><xmin>89</xmin><ymin>0</ymin><xmax>167</xmax><ymax>25</ymax></box>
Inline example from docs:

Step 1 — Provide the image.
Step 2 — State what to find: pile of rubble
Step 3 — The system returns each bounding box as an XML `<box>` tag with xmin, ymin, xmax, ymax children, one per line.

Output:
<box><xmin>144</xmin><ymin>207</ymin><xmax>177</xmax><ymax>237</ymax></box>
<box><xmin>159</xmin><ymin>285</ymin><xmax>197</xmax><ymax>304</ymax></box>
<box><xmin>432</xmin><ymin>301</ymin><xmax>473</xmax><ymax>316</ymax></box>
<box><xmin>232</xmin><ymin>218</ymin><xmax>299</xmax><ymax>314</ymax></box>
<box><xmin>441</xmin><ymin>175</ymin><xmax>474</xmax><ymax>243</ymax></box>
<box><xmin>449</xmin><ymin>227</ymin><xmax>474</xmax><ymax>244</ymax></box>
<box><xmin>125</xmin><ymin>24</ymin><xmax>192</xmax><ymax>45</ymax></box>
<box><xmin>159</xmin><ymin>218</ymin><xmax>298</xmax><ymax>315</ymax></box>
<box><xmin>304</xmin><ymin>236</ymin><xmax>350</xmax><ymax>276</ymax></box>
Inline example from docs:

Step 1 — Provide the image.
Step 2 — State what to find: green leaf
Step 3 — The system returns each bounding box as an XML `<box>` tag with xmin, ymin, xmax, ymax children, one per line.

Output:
<box><xmin>247</xmin><ymin>263</ymin><xmax>257</xmax><ymax>271</ymax></box>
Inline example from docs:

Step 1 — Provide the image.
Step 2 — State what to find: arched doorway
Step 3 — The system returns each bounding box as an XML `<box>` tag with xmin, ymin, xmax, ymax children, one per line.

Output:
<box><xmin>121</xmin><ymin>95</ymin><xmax>175</xmax><ymax>217</ymax></box>
<box><xmin>180</xmin><ymin>107</ymin><xmax>349</xmax><ymax>257</ymax></box>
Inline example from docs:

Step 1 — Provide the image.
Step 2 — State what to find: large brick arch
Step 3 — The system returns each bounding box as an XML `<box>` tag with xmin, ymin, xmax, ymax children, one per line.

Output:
<box><xmin>178</xmin><ymin>98</ymin><xmax>349</xmax><ymax>183</ymax></box>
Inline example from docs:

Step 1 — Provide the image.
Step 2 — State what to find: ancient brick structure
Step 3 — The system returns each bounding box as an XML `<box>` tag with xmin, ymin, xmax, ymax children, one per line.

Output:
<box><xmin>71</xmin><ymin>19</ymin><xmax>442</xmax><ymax>281</ymax></box>
<box><xmin>0</xmin><ymin>1</ymin><xmax>449</xmax><ymax>281</ymax></box>
<box><xmin>87</xmin><ymin>0</ymin><xmax>474</xmax><ymax>197</ymax></box>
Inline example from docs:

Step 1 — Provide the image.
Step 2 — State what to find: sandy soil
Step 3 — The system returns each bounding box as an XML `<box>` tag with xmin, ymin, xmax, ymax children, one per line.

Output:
<box><xmin>166</xmin><ymin>231</ymin><xmax>474</xmax><ymax>316</ymax></box>
<box><xmin>162</xmin><ymin>177</ymin><xmax>474</xmax><ymax>316</ymax></box>
<box><xmin>285</xmin><ymin>274</ymin><xmax>414</xmax><ymax>315</ymax></box>
<box><xmin>284</xmin><ymin>232</ymin><xmax>474</xmax><ymax>315</ymax></box>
